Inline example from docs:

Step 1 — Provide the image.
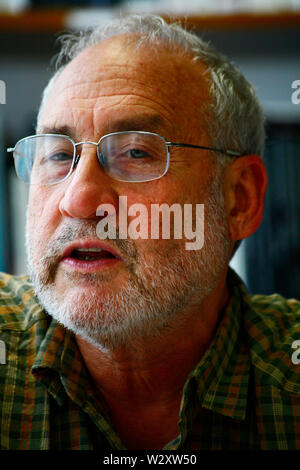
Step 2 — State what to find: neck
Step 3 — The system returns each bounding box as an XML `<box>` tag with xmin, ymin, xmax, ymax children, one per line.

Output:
<box><xmin>76</xmin><ymin>270</ymin><xmax>230</xmax><ymax>408</ymax></box>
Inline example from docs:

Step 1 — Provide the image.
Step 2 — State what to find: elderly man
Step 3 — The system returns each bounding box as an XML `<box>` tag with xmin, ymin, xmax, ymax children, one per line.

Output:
<box><xmin>1</xmin><ymin>14</ymin><xmax>299</xmax><ymax>451</ymax></box>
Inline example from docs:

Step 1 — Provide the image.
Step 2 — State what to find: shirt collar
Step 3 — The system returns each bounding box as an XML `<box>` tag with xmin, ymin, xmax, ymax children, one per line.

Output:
<box><xmin>32</xmin><ymin>318</ymin><xmax>98</xmax><ymax>408</ymax></box>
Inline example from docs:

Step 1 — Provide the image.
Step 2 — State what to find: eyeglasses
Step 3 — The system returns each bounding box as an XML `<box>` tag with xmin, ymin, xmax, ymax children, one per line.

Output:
<box><xmin>7</xmin><ymin>131</ymin><xmax>242</xmax><ymax>185</ymax></box>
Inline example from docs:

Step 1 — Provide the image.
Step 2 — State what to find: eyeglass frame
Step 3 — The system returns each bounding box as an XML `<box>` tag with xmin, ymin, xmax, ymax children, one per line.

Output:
<box><xmin>7</xmin><ymin>130</ymin><xmax>243</xmax><ymax>185</ymax></box>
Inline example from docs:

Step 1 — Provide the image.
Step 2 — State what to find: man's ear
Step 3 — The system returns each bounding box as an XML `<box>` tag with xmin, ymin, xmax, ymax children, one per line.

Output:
<box><xmin>223</xmin><ymin>155</ymin><xmax>268</xmax><ymax>241</ymax></box>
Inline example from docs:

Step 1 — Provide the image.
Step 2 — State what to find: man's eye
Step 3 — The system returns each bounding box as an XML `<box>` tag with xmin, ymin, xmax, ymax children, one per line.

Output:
<box><xmin>47</xmin><ymin>152</ymin><xmax>73</xmax><ymax>162</ymax></box>
<box><xmin>128</xmin><ymin>149</ymin><xmax>150</xmax><ymax>159</ymax></box>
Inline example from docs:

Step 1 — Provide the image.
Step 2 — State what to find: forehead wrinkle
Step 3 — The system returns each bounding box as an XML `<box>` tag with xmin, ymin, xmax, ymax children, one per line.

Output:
<box><xmin>41</xmin><ymin>40</ymin><xmax>210</xmax><ymax>145</ymax></box>
<box><xmin>39</xmin><ymin>89</ymin><xmax>184</xmax><ymax>144</ymax></box>
<box><xmin>52</xmin><ymin>66</ymin><xmax>181</xmax><ymax>104</ymax></box>
<box><xmin>49</xmin><ymin>50</ymin><xmax>195</xmax><ymax>112</ymax></box>
<box><xmin>39</xmin><ymin>107</ymin><xmax>174</xmax><ymax>142</ymax></box>
<box><xmin>62</xmin><ymin>80</ymin><xmax>182</xmax><ymax>113</ymax></box>
<box><xmin>46</xmin><ymin>83</ymin><xmax>179</xmax><ymax>135</ymax></box>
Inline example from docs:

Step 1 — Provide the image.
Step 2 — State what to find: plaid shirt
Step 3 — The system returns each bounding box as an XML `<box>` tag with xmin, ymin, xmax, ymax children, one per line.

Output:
<box><xmin>0</xmin><ymin>268</ymin><xmax>299</xmax><ymax>450</ymax></box>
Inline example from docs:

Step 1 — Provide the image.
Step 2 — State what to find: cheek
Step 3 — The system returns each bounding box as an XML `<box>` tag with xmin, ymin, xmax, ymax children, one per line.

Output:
<box><xmin>122</xmin><ymin>179</ymin><xmax>197</xmax><ymax>256</ymax></box>
<box><xmin>123</xmin><ymin>178</ymin><xmax>179</xmax><ymax>233</ymax></box>
<box><xmin>27</xmin><ymin>187</ymin><xmax>62</xmax><ymax>247</ymax></box>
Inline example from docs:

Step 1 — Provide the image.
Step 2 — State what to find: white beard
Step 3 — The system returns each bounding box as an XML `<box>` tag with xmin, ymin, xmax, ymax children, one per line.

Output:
<box><xmin>26</xmin><ymin>174</ymin><xmax>230</xmax><ymax>352</ymax></box>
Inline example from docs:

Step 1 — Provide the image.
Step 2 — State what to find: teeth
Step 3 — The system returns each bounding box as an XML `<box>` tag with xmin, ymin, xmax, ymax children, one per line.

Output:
<box><xmin>76</xmin><ymin>248</ymin><xmax>103</xmax><ymax>252</ymax></box>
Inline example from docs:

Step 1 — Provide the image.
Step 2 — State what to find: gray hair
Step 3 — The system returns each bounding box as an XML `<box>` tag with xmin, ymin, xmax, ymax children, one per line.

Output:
<box><xmin>38</xmin><ymin>14</ymin><xmax>265</xmax><ymax>160</ymax></box>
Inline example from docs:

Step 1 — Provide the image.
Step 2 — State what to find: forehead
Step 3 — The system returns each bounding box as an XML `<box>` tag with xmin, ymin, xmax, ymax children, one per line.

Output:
<box><xmin>39</xmin><ymin>35</ymin><xmax>210</xmax><ymax>139</ymax></box>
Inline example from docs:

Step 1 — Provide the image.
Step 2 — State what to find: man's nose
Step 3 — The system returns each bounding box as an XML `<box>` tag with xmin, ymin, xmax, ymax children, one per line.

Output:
<box><xmin>59</xmin><ymin>145</ymin><xmax>118</xmax><ymax>219</ymax></box>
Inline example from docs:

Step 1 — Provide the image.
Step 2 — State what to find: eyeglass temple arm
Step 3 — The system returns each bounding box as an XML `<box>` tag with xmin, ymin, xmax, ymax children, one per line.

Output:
<box><xmin>167</xmin><ymin>142</ymin><xmax>242</xmax><ymax>157</ymax></box>
<box><xmin>7</xmin><ymin>148</ymin><xmax>25</xmax><ymax>159</ymax></box>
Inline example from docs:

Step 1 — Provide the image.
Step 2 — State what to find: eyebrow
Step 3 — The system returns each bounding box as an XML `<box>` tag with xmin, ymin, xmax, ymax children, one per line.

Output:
<box><xmin>37</xmin><ymin>125</ymin><xmax>76</xmax><ymax>139</ymax></box>
<box><xmin>38</xmin><ymin>115</ymin><xmax>168</xmax><ymax>140</ymax></box>
<box><xmin>109</xmin><ymin>115</ymin><xmax>167</xmax><ymax>133</ymax></box>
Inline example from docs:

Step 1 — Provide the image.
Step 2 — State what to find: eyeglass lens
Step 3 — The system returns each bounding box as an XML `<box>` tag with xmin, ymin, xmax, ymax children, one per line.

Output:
<box><xmin>13</xmin><ymin>133</ymin><xmax>168</xmax><ymax>184</ymax></box>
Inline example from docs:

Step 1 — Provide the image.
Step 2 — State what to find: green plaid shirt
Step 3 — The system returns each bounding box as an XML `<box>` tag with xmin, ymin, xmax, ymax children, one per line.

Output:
<box><xmin>0</xmin><ymin>268</ymin><xmax>299</xmax><ymax>450</ymax></box>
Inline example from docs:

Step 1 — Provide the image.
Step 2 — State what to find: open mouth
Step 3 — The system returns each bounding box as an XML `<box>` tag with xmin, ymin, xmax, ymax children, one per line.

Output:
<box><xmin>61</xmin><ymin>242</ymin><xmax>122</xmax><ymax>271</ymax></box>
<box><xmin>70</xmin><ymin>248</ymin><xmax>117</xmax><ymax>261</ymax></box>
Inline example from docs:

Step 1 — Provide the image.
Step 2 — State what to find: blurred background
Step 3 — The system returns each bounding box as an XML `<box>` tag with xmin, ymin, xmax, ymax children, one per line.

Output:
<box><xmin>0</xmin><ymin>0</ymin><xmax>299</xmax><ymax>298</ymax></box>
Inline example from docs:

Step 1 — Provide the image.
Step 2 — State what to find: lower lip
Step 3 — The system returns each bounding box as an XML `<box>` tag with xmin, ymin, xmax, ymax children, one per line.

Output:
<box><xmin>61</xmin><ymin>256</ymin><xmax>120</xmax><ymax>272</ymax></box>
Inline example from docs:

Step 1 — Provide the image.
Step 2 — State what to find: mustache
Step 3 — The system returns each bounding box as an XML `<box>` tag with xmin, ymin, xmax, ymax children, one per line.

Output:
<box><xmin>38</xmin><ymin>219</ymin><xmax>138</xmax><ymax>265</ymax></box>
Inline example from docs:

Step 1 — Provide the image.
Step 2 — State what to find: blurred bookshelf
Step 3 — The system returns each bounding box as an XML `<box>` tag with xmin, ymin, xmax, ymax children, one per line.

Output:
<box><xmin>0</xmin><ymin>8</ymin><xmax>300</xmax><ymax>32</ymax></box>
